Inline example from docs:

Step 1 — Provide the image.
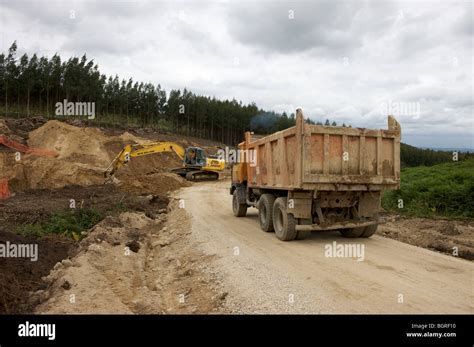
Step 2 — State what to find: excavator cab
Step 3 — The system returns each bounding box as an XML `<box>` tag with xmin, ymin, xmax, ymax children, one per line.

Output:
<box><xmin>178</xmin><ymin>146</ymin><xmax>221</xmax><ymax>180</ymax></box>
<box><xmin>184</xmin><ymin>147</ymin><xmax>206</xmax><ymax>167</ymax></box>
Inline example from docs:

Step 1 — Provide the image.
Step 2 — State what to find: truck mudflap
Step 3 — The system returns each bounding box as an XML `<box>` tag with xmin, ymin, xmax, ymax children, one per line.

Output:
<box><xmin>295</xmin><ymin>218</ymin><xmax>388</xmax><ymax>232</ymax></box>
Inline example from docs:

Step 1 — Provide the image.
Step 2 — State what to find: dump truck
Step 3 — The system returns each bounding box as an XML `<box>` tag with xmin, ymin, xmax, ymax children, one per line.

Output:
<box><xmin>230</xmin><ymin>108</ymin><xmax>401</xmax><ymax>241</ymax></box>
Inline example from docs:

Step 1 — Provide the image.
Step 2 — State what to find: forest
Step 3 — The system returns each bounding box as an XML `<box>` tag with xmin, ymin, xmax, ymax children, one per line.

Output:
<box><xmin>400</xmin><ymin>143</ymin><xmax>472</xmax><ymax>167</ymax></box>
<box><xmin>0</xmin><ymin>41</ymin><xmax>295</xmax><ymax>144</ymax></box>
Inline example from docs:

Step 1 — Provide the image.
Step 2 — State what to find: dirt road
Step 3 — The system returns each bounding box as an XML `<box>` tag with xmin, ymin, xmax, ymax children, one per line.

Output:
<box><xmin>176</xmin><ymin>180</ymin><xmax>473</xmax><ymax>314</ymax></box>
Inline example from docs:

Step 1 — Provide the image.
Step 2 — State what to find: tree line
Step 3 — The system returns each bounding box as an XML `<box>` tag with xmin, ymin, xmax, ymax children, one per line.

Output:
<box><xmin>4</xmin><ymin>41</ymin><xmax>466</xmax><ymax>165</ymax></box>
<box><xmin>0</xmin><ymin>41</ymin><xmax>348</xmax><ymax>145</ymax></box>
<box><xmin>400</xmin><ymin>143</ymin><xmax>473</xmax><ymax>167</ymax></box>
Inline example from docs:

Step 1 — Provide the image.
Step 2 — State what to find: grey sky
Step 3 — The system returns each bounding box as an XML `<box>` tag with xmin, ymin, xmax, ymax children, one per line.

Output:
<box><xmin>1</xmin><ymin>0</ymin><xmax>472</xmax><ymax>148</ymax></box>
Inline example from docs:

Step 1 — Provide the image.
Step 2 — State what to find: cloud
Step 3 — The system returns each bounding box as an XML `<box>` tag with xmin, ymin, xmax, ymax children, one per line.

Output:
<box><xmin>226</xmin><ymin>2</ymin><xmax>364</xmax><ymax>56</ymax></box>
<box><xmin>0</xmin><ymin>0</ymin><xmax>472</xmax><ymax>148</ymax></box>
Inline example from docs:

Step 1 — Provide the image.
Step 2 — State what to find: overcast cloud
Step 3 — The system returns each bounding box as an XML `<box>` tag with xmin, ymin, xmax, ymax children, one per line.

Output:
<box><xmin>0</xmin><ymin>0</ymin><xmax>472</xmax><ymax>148</ymax></box>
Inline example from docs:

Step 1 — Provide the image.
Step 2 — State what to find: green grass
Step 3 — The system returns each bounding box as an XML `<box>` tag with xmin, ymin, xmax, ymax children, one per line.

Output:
<box><xmin>382</xmin><ymin>159</ymin><xmax>474</xmax><ymax>219</ymax></box>
<box><xmin>14</xmin><ymin>200</ymin><xmax>145</xmax><ymax>240</ymax></box>
<box><xmin>17</xmin><ymin>208</ymin><xmax>104</xmax><ymax>239</ymax></box>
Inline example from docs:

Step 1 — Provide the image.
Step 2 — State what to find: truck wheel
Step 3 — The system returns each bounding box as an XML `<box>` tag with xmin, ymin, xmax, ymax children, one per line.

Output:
<box><xmin>232</xmin><ymin>191</ymin><xmax>247</xmax><ymax>217</ymax></box>
<box><xmin>360</xmin><ymin>224</ymin><xmax>378</xmax><ymax>238</ymax></box>
<box><xmin>258</xmin><ymin>194</ymin><xmax>275</xmax><ymax>232</ymax></box>
<box><xmin>273</xmin><ymin>197</ymin><xmax>297</xmax><ymax>241</ymax></box>
<box><xmin>339</xmin><ymin>227</ymin><xmax>365</xmax><ymax>238</ymax></box>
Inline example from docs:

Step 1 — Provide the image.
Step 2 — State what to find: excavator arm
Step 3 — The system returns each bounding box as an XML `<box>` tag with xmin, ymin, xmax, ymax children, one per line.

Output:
<box><xmin>0</xmin><ymin>135</ymin><xmax>58</xmax><ymax>157</ymax></box>
<box><xmin>104</xmin><ymin>141</ymin><xmax>186</xmax><ymax>179</ymax></box>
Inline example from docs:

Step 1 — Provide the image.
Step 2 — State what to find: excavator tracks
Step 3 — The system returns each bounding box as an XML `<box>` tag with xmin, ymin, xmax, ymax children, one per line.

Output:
<box><xmin>171</xmin><ymin>168</ymin><xmax>219</xmax><ymax>181</ymax></box>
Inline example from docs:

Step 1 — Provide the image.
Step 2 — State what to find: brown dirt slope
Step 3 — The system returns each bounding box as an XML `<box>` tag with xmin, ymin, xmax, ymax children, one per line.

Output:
<box><xmin>0</xmin><ymin>230</ymin><xmax>75</xmax><ymax>313</ymax></box>
<box><xmin>379</xmin><ymin>215</ymin><xmax>474</xmax><ymax>260</ymax></box>
<box><xmin>1</xmin><ymin>119</ymin><xmax>193</xmax><ymax>194</ymax></box>
<box><xmin>0</xmin><ymin>185</ymin><xmax>169</xmax><ymax>314</ymax></box>
<box><xmin>0</xmin><ymin>118</ymin><xmax>221</xmax><ymax>314</ymax></box>
<box><xmin>35</xmin><ymin>201</ymin><xmax>225</xmax><ymax>314</ymax></box>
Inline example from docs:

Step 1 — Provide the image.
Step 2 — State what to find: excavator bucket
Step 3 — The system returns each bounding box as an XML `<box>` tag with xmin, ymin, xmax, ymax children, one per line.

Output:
<box><xmin>0</xmin><ymin>135</ymin><xmax>59</xmax><ymax>158</ymax></box>
<box><xmin>0</xmin><ymin>135</ymin><xmax>59</xmax><ymax>200</ymax></box>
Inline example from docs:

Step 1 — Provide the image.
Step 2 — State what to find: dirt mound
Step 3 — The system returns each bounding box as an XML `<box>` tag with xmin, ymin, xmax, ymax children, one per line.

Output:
<box><xmin>2</xmin><ymin>120</ymin><xmax>189</xmax><ymax>193</ymax></box>
<box><xmin>0</xmin><ymin>120</ymin><xmax>111</xmax><ymax>190</ymax></box>
<box><xmin>118</xmin><ymin>131</ymin><xmax>150</xmax><ymax>144</ymax></box>
<box><xmin>28</xmin><ymin>120</ymin><xmax>110</xmax><ymax>165</ymax></box>
<box><xmin>121</xmin><ymin>151</ymin><xmax>182</xmax><ymax>174</ymax></box>
<box><xmin>119</xmin><ymin>172</ymin><xmax>191</xmax><ymax>195</ymax></box>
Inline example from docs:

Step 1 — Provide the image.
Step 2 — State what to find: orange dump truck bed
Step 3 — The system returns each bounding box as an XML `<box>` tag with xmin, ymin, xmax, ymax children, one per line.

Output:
<box><xmin>238</xmin><ymin>109</ymin><xmax>401</xmax><ymax>192</ymax></box>
<box><xmin>230</xmin><ymin>109</ymin><xmax>401</xmax><ymax>241</ymax></box>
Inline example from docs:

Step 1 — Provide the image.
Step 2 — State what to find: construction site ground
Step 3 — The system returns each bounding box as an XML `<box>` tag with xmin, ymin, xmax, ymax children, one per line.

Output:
<box><xmin>0</xmin><ymin>117</ymin><xmax>472</xmax><ymax>314</ymax></box>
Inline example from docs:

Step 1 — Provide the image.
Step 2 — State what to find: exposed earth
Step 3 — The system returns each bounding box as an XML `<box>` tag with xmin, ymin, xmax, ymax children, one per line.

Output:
<box><xmin>0</xmin><ymin>117</ymin><xmax>220</xmax><ymax>313</ymax></box>
<box><xmin>0</xmin><ymin>117</ymin><xmax>472</xmax><ymax>314</ymax></box>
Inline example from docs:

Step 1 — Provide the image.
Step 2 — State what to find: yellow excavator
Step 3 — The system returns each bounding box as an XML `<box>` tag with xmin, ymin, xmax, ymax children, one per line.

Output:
<box><xmin>104</xmin><ymin>141</ymin><xmax>225</xmax><ymax>181</ymax></box>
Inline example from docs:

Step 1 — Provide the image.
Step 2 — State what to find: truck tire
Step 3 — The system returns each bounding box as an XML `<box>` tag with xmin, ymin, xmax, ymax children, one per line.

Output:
<box><xmin>360</xmin><ymin>224</ymin><xmax>378</xmax><ymax>238</ymax></box>
<box><xmin>339</xmin><ymin>227</ymin><xmax>365</xmax><ymax>238</ymax></box>
<box><xmin>273</xmin><ymin>197</ymin><xmax>297</xmax><ymax>241</ymax></box>
<box><xmin>258</xmin><ymin>194</ymin><xmax>275</xmax><ymax>232</ymax></box>
<box><xmin>232</xmin><ymin>191</ymin><xmax>247</xmax><ymax>217</ymax></box>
